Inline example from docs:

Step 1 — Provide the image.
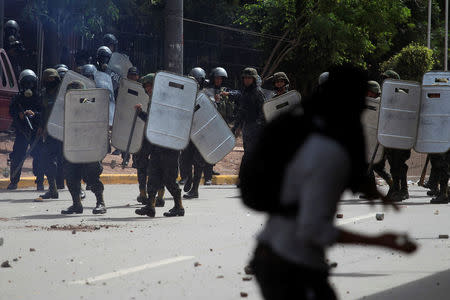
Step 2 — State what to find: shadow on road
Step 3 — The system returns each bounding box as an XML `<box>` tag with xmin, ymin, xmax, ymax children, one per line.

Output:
<box><xmin>331</xmin><ymin>272</ymin><xmax>388</xmax><ymax>278</ymax></box>
<box><xmin>363</xmin><ymin>268</ymin><xmax>450</xmax><ymax>299</ymax></box>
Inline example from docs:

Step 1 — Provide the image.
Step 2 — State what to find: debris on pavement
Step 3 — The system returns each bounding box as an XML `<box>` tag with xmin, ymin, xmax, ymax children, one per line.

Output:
<box><xmin>0</xmin><ymin>237</ymin><xmax>3</xmax><ymax>246</ymax></box>
<box><xmin>336</xmin><ymin>214</ymin><xmax>344</xmax><ymax>219</ymax></box>
<box><xmin>329</xmin><ymin>262</ymin><xmax>338</xmax><ymax>268</ymax></box>
<box><xmin>217</xmin><ymin>275</ymin><xmax>224</xmax><ymax>279</ymax></box>
<box><xmin>439</xmin><ymin>235</ymin><xmax>449</xmax><ymax>239</ymax></box>
<box><xmin>244</xmin><ymin>265</ymin><xmax>254</xmax><ymax>275</ymax></box>
<box><xmin>194</xmin><ymin>262</ymin><xmax>201</xmax><ymax>267</ymax></box>
<box><xmin>240</xmin><ymin>292</ymin><xmax>248</xmax><ymax>298</ymax></box>
<box><xmin>242</xmin><ymin>277</ymin><xmax>252</xmax><ymax>281</ymax></box>
<box><xmin>376</xmin><ymin>213</ymin><xmax>384</xmax><ymax>221</ymax></box>
<box><xmin>434</xmin><ymin>210</ymin><xmax>439</xmax><ymax>215</ymax></box>
<box><xmin>1</xmin><ymin>260</ymin><xmax>11</xmax><ymax>268</ymax></box>
<box><xmin>30</xmin><ymin>248</ymin><xmax>36</xmax><ymax>252</ymax></box>
<box><xmin>12</xmin><ymin>258</ymin><xmax>18</xmax><ymax>262</ymax></box>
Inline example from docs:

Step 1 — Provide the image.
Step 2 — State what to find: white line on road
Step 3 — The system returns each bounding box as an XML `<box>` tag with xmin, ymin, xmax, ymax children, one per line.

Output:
<box><xmin>69</xmin><ymin>256</ymin><xmax>195</xmax><ymax>285</ymax></box>
<box><xmin>337</xmin><ymin>213</ymin><xmax>378</xmax><ymax>226</ymax></box>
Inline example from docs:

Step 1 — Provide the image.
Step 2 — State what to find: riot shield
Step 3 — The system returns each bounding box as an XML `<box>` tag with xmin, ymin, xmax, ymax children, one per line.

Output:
<box><xmin>422</xmin><ymin>71</ymin><xmax>450</xmax><ymax>86</ymax></box>
<box><xmin>263</xmin><ymin>90</ymin><xmax>302</xmax><ymax>121</ymax></box>
<box><xmin>145</xmin><ymin>71</ymin><xmax>198</xmax><ymax>151</ymax></box>
<box><xmin>108</xmin><ymin>52</ymin><xmax>132</xmax><ymax>78</ymax></box>
<box><xmin>414</xmin><ymin>85</ymin><xmax>450</xmax><ymax>153</ymax></box>
<box><xmin>95</xmin><ymin>71</ymin><xmax>115</xmax><ymax>126</ymax></box>
<box><xmin>191</xmin><ymin>92</ymin><xmax>236</xmax><ymax>164</ymax></box>
<box><xmin>111</xmin><ymin>78</ymin><xmax>149</xmax><ymax>153</ymax></box>
<box><xmin>63</xmin><ymin>89</ymin><xmax>110</xmax><ymax>163</ymax></box>
<box><xmin>362</xmin><ymin>97</ymin><xmax>383</xmax><ymax>163</ymax></box>
<box><xmin>47</xmin><ymin>71</ymin><xmax>95</xmax><ymax>141</ymax></box>
<box><xmin>378</xmin><ymin>79</ymin><xmax>421</xmax><ymax>150</ymax></box>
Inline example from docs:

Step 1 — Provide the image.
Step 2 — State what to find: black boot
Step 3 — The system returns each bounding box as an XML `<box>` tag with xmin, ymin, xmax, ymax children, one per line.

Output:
<box><xmin>135</xmin><ymin>197</ymin><xmax>156</xmax><ymax>217</ymax></box>
<box><xmin>137</xmin><ymin>189</ymin><xmax>148</xmax><ymax>204</ymax></box>
<box><xmin>155</xmin><ymin>188</ymin><xmax>165</xmax><ymax>207</ymax></box>
<box><xmin>37</xmin><ymin>180</ymin><xmax>59</xmax><ymax>201</ymax></box>
<box><xmin>387</xmin><ymin>176</ymin><xmax>400</xmax><ymax>200</ymax></box>
<box><xmin>93</xmin><ymin>194</ymin><xmax>107</xmax><ymax>214</ymax></box>
<box><xmin>164</xmin><ymin>191</ymin><xmax>185</xmax><ymax>217</ymax></box>
<box><xmin>400</xmin><ymin>176</ymin><xmax>409</xmax><ymax>200</ymax></box>
<box><xmin>36</xmin><ymin>182</ymin><xmax>45</xmax><ymax>191</ymax></box>
<box><xmin>184</xmin><ymin>189</ymin><xmax>199</xmax><ymax>199</ymax></box>
<box><xmin>61</xmin><ymin>197</ymin><xmax>83</xmax><ymax>214</ymax></box>
<box><xmin>7</xmin><ymin>182</ymin><xmax>17</xmax><ymax>190</ymax></box>
<box><xmin>431</xmin><ymin>180</ymin><xmax>449</xmax><ymax>204</ymax></box>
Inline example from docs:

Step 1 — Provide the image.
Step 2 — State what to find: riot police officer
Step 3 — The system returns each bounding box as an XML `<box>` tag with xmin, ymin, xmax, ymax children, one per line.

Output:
<box><xmin>233</xmin><ymin>68</ymin><xmax>266</xmax><ymax>172</ymax></box>
<box><xmin>132</xmin><ymin>73</ymin><xmax>165</xmax><ymax>206</ymax></box>
<box><xmin>37</xmin><ymin>69</ymin><xmax>63</xmax><ymax>200</ymax></box>
<box><xmin>61</xmin><ymin>81</ymin><xmax>107</xmax><ymax>215</ymax></box>
<box><xmin>382</xmin><ymin>70</ymin><xmax>411</xmax><ymax>201</ymax></box>
<box><xmin>54</xmin><ymin>64</ymin><xmax>69</xmax><ymax>79</ymax></box>
<box><xmin>7</xmin><ymin>69</ymin><xmax>44</xmax><ymax>190</ymax></box>
<box><xmin>272</xmin><ymin>72</ymin><xmax>290</xmax><ymax>96</ymax></box>
<box><xmin>96</xmin><ymin>46</ymin><xmax>113</xmax><ymax>73</ymax></box>
<box><xmin>4</xmin><ymin>20</ymin><xmax>26</xmax><ymax>76</ymax></box>
<box><xmin>81</xmin><ymin>64</ymin><xmax>97</xmax><ymax>81</ymax></box>
<box><xmin>181</xmin><ymin>67</ymin><xmax>208</xmax><ymax>198</ymax></box>
<box><xmin>134</xmin><ymin>75</ymin><xmax>184</xmax><ymax>218</ymax></box>
<box><xmin>103</xmin><ymin>33</ymin><xmax>119</xmax><ymax>53</ymax></box>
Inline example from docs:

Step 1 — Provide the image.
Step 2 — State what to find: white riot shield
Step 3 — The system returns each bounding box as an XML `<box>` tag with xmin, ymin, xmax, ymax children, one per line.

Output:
<box><xmin>47</xmin><ymin>71</ymin><xmax>95</xmax><ymax>141</ymax></box>
<box><xmin>362</xmin><ymin>97</ymin><xmax>383</xmax><ymax>163</ymax></box>
<box><xmin>95</xmin><ymin>71</ymin><xmax>115</xmax><ymax>126</ymax></box>
<box><xmin>422</xmin><ymin>71</ymin><xmax>450</xmax><ymax>86</ymax></box>
<box><xmin>263</xmin><ymin>90</ymin><xmax>301</xmax><ymax>121</ymax></box>
<box><xmin>191</xmin><ymin>92</ymin><xmax>236</xmax><ymax>164</ymax></box>
<box><xmin>111</xmin><ymin>79</ymin><xmax>149</xmax><ymax>153</ymax></box>
<box><xmin>145</xmin><ymin>72</ymin><xmax>198</xmax><ymax>150</ymax></box>
<box><xmin>63</xmin><ymin>89</ymin><xmax>110</xmax><ymax>163</ymax></box>
<box><xmin>108</xmin><ymin>52</ymin><xmax>132</xmax><ymax>77</ymax></box>
<box><xmin>414</xmin><ymin>85</ymin><xmax>450</xmax><ymax>153</ymax></box>
<box><xmin>378</xmin><ymin>79</ymin><xmax>421</xmax><ymax>150</ymax></box>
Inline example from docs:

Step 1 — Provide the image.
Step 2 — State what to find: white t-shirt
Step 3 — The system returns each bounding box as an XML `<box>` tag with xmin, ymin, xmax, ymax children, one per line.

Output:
<box><xmin>258</xmin><ymin>133</ymin><xmax>351</xmax><ymax>271</ymax></box>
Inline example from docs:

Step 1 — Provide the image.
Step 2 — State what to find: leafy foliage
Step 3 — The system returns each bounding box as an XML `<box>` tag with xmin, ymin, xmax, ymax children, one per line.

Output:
<box><xmin>380</xmin><ymin>43</ymin><xmax>435</xmax><ymax>81</ymax></box>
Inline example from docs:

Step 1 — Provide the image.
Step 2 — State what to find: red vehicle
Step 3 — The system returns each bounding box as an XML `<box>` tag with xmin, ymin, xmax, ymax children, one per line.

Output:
<box><xmin>0</xmin><ymin>48</ymin><xmax>18</xmax><ymax>132</ymax></box>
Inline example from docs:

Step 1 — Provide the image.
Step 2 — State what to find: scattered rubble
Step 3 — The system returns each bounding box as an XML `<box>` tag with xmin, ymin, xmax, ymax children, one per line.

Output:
<box><xmin>1</xmin><ymin>260</ymin><xmax>11</xmax><ymax>268</ymax></box>
<box><xmin>242</xmin><ymin>277</ymin><xmax>252</xmax><ymax>281</ymax></box>
<box><xmin>244</xmin><ymin>265</ymin><xmax>254</xmax><ymax>275</ymax></box>
<box><xmin>30</xmin><ymin>248</ymin><xmax>36</xmax><ymax>252</ymax></box>
<box><xmin>0</xmin><ymin>238</ymin><xmax>3</xmax><ymax>246</ymax></box>
<box><xmin>194</xmin><ymin>262</ymin><xmax>201</xmax><ymax>267</ymax></box>
<box><xmin>240</xmin><ymin>292</ymin><xmax>248</xmax><ymax>298</ymax></box>
<box><xmin>376</xmin><ymin>213</ymin><xmax>384</xmax><ymax>221</ymax></box>
<box><xmin>329</xmin><ymin>262</ymin><xmax>338</xmax><ymax>268</ymax></box>
<box><xmin>439</xmin><ymin>235</ymin><xmax>449</xmax><ymax>239</ymax></box>
<box><xmin>336</xmin><ymin>214</ymin><xmax>344</xmax><ymax>219</ymax></box>
<box><xmin>217</xmin><ymin>275</ymin><xmax>224</xmax><ymax>279</ymax></box>
<box><xmin>434</xmin><ymin>210</ymin><xmax>439</xmax><ymax>215</ymax></box>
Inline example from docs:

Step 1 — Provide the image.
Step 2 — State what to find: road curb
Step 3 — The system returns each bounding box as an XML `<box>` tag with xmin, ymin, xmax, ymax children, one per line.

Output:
<box><xmin>0</xmin><ymin>174</ymin><xmax>239</xmax><ymax>190</ymax></box>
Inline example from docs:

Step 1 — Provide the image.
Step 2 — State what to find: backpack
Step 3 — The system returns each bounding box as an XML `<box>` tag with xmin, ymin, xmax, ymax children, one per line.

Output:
<box><xmin>239</xmin><ymin>108</ymin><xmax>314</xmax><ymax>215</ymax></box>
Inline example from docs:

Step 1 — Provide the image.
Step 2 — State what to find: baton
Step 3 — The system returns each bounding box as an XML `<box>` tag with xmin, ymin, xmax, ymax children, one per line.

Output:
<box><xmin>418</xmin><ymin>154</ymin><xmax>430</xmax><ymax>187</ymax></box>
<box><xmin>17</xmin><ymin>103</ymin><xmax>33</xmax><ymax>131</ymax></box>
<box><xmin>367</xmin><ymin>143</ymin><xmax>380</xmax><ymax>175</ymax></box>
<box><xmin>121</xmin><ymin>109</ymin><xmax>138</xmax><ymax>169</ymax></box>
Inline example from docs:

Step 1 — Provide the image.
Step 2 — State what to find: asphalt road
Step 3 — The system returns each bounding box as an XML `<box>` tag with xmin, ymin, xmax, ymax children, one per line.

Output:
<box><xmin>1</xmin><ymin>184</ymin><xmax>450</xmax><ymax>300</ymax></box>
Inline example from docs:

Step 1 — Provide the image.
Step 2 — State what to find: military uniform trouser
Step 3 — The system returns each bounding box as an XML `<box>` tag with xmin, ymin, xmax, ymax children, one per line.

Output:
<box><xmin>147</xmin><ymin>150</ymin><xmax>181</xmax><ymax>199</ymax></box>
<box><xmin>180</xmin><ymin>146</ymin><xmax>194</xmax><ymax>181</ymax></box>
<box><xmin>64</xmin><ymin>161</ymin><xmax>104</xmax><ymax>201</ymax></box>
<box><xmin>385</xmin><ymin>148</ymin><xmax>411</xmax><ymax>191</ymax></box>
<box><xmin>240</xmin><ymin>123</ymin><xmax>264</xmax><ymax>177</ymax></box>
<box><xmin>41</xmin><ymin>136</ymin><xmax>63</xmax><ymax>185</ymax></box>
<box><xmin>133</xmin><ymin>140</ymin><xmax>152</xmax><ymax>190</ymax></box>
<box><xmin>429</xmin><ymin>152</ymin><xmax>450</xmax><ymax>192</ymax></box>
<box><xmin>10</xmin><ymin>132</ymin><xmax>44</xmax><ymax>185</ymax></box>
<box><xmin>204</xmin><ymin>164</ymin><xmax>213</xmax><ymax>181</ymax></box>
<box><xmin>371</xmin><ymin>155</ymin><xmax>392</xmax><ymax>184</ymax></box>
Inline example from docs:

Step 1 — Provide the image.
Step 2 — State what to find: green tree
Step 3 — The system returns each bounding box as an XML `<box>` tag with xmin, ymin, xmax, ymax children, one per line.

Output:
<box><xmin>380</xmin><ymin>43</ymin><xmax>435</xmax><ymax>81</ymax></box>
<box><xmin>236</xmin><ymin>0</ymin><xmax>412</xmax><ymax>93</ymax></box>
